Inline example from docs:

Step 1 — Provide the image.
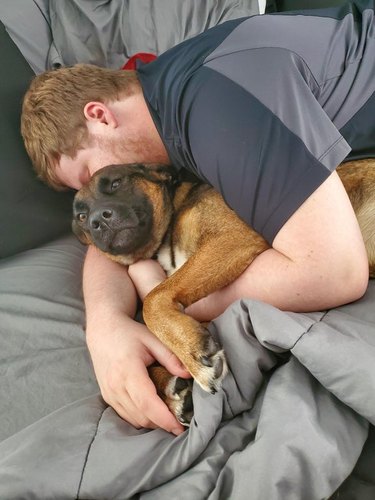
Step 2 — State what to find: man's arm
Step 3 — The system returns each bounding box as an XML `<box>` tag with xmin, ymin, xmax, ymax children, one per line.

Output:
<box><xmin>83</xmin><ymin>246</ymin><xmax>190</xmax><ymax>435</ymax></box>
<box><xmin>189</xmin><ymin>171</ymin><xmax>369</xmax><ymax>319</ymax></box>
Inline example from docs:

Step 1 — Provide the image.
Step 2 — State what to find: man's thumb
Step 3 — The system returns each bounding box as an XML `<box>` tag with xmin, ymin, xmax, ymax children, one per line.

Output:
<box><xmin>147</xmin><ymin>336</ymin><xmax>191</xmax><ymax>379</ymax></box>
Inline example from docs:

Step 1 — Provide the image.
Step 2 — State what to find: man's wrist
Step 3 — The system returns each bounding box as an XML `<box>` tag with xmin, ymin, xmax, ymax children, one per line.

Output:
<box><xmin>85</xmin><ymin>309</ymin><xmax>135</xmax><ymax>341</ymax></box>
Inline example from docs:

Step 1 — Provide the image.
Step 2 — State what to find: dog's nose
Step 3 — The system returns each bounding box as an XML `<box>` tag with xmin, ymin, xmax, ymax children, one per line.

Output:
<box><xmin>90</xmin><ymin>208</ymin><xmax>113</xmax><ymax>230</ymax></box>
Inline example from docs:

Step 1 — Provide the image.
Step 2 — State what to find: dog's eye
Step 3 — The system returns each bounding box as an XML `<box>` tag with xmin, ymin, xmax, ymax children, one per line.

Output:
<box><xmin>77</xmin><ymin>213</ymin><xmax>87</xmax><ymax>223</ymax></box>
<box><xmin>111</xmin><ymin>179</ymin><xmax>121</xmax><ymax>191</ymax></box>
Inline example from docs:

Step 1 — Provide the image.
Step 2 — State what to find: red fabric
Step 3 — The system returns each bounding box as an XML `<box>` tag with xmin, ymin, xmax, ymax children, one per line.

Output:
<box><xmin>122</xmin><ymin>52</ymin><xmax>157</xmax><ymax>70</ymax></box>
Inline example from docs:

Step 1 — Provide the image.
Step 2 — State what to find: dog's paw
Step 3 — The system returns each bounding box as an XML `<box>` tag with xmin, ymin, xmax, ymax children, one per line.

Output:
<box><xmin>193</xmin><ymin>331</ymin><xmax>228</xmax><ymax>394</ymax></box>
<box><xmin>164</xmin><ymin>376</ymin><xmax>194</xmax><ymax>426</ymax></box>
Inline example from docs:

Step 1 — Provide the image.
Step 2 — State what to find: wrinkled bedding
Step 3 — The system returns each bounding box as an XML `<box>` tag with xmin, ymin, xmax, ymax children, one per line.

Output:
<box><xmin>0</xmin><ymin>236</ymin><xmax>374</xmax><ymax>499</ymax></box>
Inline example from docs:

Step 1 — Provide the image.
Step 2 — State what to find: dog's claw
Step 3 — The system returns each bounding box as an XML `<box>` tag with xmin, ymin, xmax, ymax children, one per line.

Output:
<box><xmin>201</xmin><ymin>356</ymin><xmax>213</xmax><ymax>367</ymax></box>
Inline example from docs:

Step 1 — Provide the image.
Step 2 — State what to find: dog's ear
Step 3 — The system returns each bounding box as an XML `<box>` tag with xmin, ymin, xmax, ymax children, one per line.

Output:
<box><xmin>141</xmin><ymin>164</ymin><xmax>180</xmax><ymax>186</ymax></box>
<box><xmin>72</xmin><ymin>221</ymin><xmax>91</xmax><ymax>246</ymax></box>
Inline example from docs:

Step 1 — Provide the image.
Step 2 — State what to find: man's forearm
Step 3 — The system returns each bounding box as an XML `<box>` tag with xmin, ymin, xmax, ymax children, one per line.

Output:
<box><xmin>83</xmin><ymin>246</ymin><xmax>138</xmax><ymax>336</ymax></box>
<box><xmin>186</xmin><ymin>247</ymin><xmax>331</xmax><ymax>321</ymax></box>
<box><xmin>187</xmin><ymin>243</ymin><xmax>367</xmax><ymax>322</ymax></box>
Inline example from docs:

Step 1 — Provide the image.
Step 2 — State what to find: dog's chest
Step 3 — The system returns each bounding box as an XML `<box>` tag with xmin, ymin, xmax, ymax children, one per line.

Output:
<box><xmin>157</xmin><ymin>243</ymin><xmax>188</xmax><ymax>276</ymax></box>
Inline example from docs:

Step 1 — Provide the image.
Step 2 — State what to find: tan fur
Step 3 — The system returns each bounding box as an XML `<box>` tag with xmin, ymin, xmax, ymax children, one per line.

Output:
<box><xmin>337</xmin><ymin>160</ymin><xmax>375</xmax><ymax>277</ymax></box>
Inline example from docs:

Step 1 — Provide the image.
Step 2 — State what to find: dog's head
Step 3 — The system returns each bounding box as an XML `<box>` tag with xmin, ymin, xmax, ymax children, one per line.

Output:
<box><xmin>72</xmin><ymin>163</ymin><xmax>179</xmax><ymax>264</ymax></box>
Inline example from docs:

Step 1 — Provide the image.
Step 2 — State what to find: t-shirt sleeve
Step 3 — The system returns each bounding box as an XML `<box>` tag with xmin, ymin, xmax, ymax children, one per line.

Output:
<box><xmin>182</xmin><ymin>49</ymin><xmax>351</xmax><ymax>243</ymax></box>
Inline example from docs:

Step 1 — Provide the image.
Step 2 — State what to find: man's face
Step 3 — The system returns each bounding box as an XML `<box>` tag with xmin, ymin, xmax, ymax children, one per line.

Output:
<box><xmin>57</xmin><ymin>134</ymin><xmax>158</xmax><ymax>190</ymax></box>
<box><xmin>56</xmin><ymin>96</ymin><xmax>170</xmax><ymax>190</ymax></box>
<box><xmin>58</xmin><ymin>146</ymin><xmax>108</xmax><ymax>190</ymax></box>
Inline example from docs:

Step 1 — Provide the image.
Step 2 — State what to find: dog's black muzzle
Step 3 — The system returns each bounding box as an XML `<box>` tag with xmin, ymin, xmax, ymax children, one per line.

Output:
<box><xmin>86</xmin><ymin>201</ymin><xmax>152</xmax><ymax>255</ymax></box>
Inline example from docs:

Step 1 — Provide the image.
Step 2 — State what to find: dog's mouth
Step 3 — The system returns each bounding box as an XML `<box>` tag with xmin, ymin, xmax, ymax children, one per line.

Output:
<box><xmin>90</xmin><ymin>218</ymin><xmax>152</xmax><ymax>256</ymax></box>
<box><xmin>107</xmin><ymin>225</ymin><xmax>145</xmax><ymax>255</ymax></box>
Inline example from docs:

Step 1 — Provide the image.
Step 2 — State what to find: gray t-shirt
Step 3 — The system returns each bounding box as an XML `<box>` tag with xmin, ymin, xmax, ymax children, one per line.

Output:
<box><xmin>139</xmin><ymin>0</ymin><xmax>375</xmax><ymax>243</ymax></box>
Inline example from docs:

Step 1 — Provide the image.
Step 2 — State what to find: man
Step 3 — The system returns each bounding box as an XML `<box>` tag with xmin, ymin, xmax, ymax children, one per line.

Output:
<box><xmin>21</xmin><ymin>1</ymin><xmax>374</xmax><ymax>435</ymax></box>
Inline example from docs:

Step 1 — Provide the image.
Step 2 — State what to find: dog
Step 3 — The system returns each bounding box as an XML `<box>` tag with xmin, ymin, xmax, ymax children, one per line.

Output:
<box><xmin>72</xmin><ymin>159</ymin><xmax>375</xmax><ymax>425</ymax></box>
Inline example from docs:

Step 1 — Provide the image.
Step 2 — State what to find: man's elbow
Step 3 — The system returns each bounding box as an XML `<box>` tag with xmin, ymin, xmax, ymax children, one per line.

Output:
<box><xmin>336</xmin><ymin>255</ymin><xmax>369</xmax><ymax>305</ymax></box>
<box><xmin>305</xmin><ymin>252</ymin><xmax>369</xmax><ymax>310</ymax></box>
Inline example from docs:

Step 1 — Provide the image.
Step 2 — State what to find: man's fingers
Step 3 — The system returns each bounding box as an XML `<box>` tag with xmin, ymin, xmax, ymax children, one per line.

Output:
<box><xmin>100</xmin><ymin>377</ymin><xmax>159</xmax><ymax>431</ymax></box>
<box><xmin>104</xmin><ymin>386</ymin><xmax>161</xmax><ymax>431</ymax></box>
<box><xmin>125</xmin><ymin>362</ymin><xmax>185</xmax><ymax>435</ymax></box>
<box><xmin>164</xmin><ymin>353</ymin><xmax>192</xmax><ymax>379</ymax></box>
<box><xmin>144</xmin><ymin>333</ymin><xmax>191</xmax><ymax>379</ymax></box>
<box><xmin>112</xmin><ymin>397</ymin><xmax>157</xmax><ymax>430</ymax></box>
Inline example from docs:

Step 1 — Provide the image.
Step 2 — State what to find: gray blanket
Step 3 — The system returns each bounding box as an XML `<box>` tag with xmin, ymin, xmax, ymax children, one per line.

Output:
<box><xmin>0</xmin><ymin>236</ymin><xmax>374</xmax><ymax>499</ymax></box>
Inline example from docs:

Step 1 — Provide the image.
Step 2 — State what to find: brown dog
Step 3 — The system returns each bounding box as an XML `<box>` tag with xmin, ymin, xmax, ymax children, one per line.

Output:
<box><xmin>73</xmin><ymin>159</ymin><xmax>375</xmax><ymax>425</ymax></box>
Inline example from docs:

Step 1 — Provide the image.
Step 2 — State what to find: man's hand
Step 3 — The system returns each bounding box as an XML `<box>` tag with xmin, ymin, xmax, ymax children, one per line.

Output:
<box><xmin>86</xmin><ymin>315</ymin><xmax>191</xmax><ymax>435</ymax></box>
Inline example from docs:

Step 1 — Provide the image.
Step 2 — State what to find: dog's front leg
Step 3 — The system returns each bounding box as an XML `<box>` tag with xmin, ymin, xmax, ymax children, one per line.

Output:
<box><xmin>145</xmin><ymin>285</ymin><xmax>227</xmax><ymax>393</ymax></box>
<box><xmin>143</xmin><ymin>232</ymin><xmax>269</xmax><ymax>393</ymax></box>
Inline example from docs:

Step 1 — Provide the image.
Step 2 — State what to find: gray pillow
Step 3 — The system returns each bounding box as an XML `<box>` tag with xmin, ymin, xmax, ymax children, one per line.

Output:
<box><xmin>48</xmin><ymin>0</ymin><xmax>262</xmax><ymax>69</ymax></box>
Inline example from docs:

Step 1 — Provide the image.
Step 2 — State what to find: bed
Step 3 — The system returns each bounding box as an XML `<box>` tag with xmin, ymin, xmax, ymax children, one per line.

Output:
<box><xmin>0</xmin><ymin>1</ymin><xmax>374</xmax><ymax>498</ymax></box>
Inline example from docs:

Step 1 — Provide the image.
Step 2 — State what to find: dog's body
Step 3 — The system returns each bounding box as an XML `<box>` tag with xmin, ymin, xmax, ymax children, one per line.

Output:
<box><xmin>73</xmin><ymin>159</ymin><xmax>375</xmax><ymax>425</ymax></box>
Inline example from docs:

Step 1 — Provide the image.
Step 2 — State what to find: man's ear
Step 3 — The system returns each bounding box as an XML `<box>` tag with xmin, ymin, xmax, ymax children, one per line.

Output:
<box><xmin>83</xmin><ymin>101</ymin><xmax>118</xmax><ymax>128</ymax></box>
